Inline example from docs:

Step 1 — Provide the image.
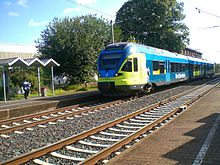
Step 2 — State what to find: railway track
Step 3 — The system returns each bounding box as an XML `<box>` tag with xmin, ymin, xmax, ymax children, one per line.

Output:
<box><xmin>0</xmin><ymin>77</ymin><xmax>213</xmax><ymax>135</ymax></box>
<box><xmin>2</xmin><ymin>78</ymin><xmax>219</xmax><ymax>165</ymax></box>
<box><xmin>0</xmin><ymin>78</ymin><xmax>209</xmax><ymax>136</ymax></box>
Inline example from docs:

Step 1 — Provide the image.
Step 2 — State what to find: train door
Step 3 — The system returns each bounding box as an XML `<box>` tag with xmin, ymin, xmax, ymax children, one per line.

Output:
<box><xmin>132</xmin><ymin>57</ymin><xmax>138</xmax><ymax>84</ymax></box>
<box><xmin>132</xmin><ymin>53</ymin><xmax>147</xmax><ymax>85</ymax></box>
<box><xmin>165</xmin><ymin>60</ymin><xmax>171</xmax><ymax>82</ymax></box>
<box><xmin>139</xmin><ymin>54</ymin><xmax>148</xmax><ymax>84</ymax></box>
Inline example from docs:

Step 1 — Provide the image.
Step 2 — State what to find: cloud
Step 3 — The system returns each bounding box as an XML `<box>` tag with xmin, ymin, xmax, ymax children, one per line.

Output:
<box><xmin>17</xmin><ymin>0</ymin><xmax>28</xmax><ymax>8</ymax></box>
<box><xmin>8</xmin><ymin>12</ymin><xmax>20</xmax><ymax>16</ymax></box>
<box><xmin>62</xmin><ymin>7</ymin><xmax>81</xmax><ymax>16</ymax></box>
<box><xmin>28</xmin><ymin>19</ymin><xmax>49</xmax><ymax>27</ymax></box>
<box><xmin>76</xmin><ymin>0</ymin><xmax>96</xmax><ymax>5</ymax></box>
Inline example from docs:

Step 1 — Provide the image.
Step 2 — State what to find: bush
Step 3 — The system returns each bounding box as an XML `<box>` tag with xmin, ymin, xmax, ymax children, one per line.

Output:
<box><xmin>76</xmin><ymin>87</ymin><xmax>88</xmax><ymax>91</ymax></box>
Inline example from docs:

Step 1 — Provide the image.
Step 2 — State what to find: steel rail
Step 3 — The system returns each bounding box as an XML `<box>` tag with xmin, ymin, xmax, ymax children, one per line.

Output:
<box><xmin>0</xmin><ymin>104</ymin><xmax>79</xmax><ymax>125</ymax></box>
<box><xmin>80</xmin><ymin>79</ymin><xmax>220</xmax><ymax>164</ymax></box>
<box><xmin>0</xmin><ymin>95</ymin><xmax>106</xmax><ymax>126</ymax></box>
<box><xmin>0</xmin><ymin>93</ymin><xmax>102</xmax><ymax>125</ymax></box>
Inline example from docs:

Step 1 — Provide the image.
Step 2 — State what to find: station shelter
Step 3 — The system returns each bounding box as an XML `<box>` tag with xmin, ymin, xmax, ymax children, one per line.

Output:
<box><xmin>0</xmin><ymin>57</ymin><xmax>60</xmax><ymax>102</ymax></box>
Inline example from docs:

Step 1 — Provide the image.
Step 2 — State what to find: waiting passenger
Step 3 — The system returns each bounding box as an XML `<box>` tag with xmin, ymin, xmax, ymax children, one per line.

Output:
<box><xmin>22</xmin><ymin>79</ymin><xmax>31</xmax><ymax>99</ymax></box>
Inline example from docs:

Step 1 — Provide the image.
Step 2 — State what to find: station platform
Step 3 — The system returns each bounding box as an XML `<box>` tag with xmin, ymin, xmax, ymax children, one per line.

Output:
<box><xmin>107</xmin><ymin>86</ymin><xmax>220</xmax><ymax>165</ymax></box>
<box><xmin>0</xmin><ymin>90</ymin><xmax>99</xmax><ymax>120</ymax></box>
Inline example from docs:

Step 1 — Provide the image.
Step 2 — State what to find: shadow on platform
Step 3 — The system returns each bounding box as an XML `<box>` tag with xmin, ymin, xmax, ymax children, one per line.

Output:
<box><xmin>163</xmin><ymin>113</ymin><xmax>220</xmax><ymax>164</ymax></box>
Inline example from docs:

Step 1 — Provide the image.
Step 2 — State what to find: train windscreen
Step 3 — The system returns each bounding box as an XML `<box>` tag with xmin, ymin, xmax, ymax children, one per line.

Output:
<box><xmin>100</xmin><ymin>53</ymin><xmax>122</xmax><ymax>70</ymax></box>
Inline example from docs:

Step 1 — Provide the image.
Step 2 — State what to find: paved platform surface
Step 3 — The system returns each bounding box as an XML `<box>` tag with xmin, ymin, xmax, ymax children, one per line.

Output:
<box><xmin>107</xmin><ymin>86</ymin><xmax>220</xmax><ymax>165</ymax></box>
<box><xmin>0</xmin><ymin>90</ymin><xmax>99</xmax><ymax>119</ymax></box>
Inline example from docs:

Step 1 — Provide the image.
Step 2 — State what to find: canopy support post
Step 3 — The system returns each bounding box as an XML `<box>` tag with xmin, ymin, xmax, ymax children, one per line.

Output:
<box><xmin>51</xmin><ymin>66</ymin><xmax>55</xmax><ymax>96</ymax></box>
<box><xmin>37</xmin><ymin>67</ymin><xmax>41</xmax><ymax>96</ymax></box>
<box><xmin>2</xmin><ymin>67</ymin><xmax>7</xmax><ymax>103</ymax></box>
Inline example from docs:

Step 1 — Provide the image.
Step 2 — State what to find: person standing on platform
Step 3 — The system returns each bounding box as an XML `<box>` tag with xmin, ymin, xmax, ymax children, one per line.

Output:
<box><xmin>22</xmin><ymin>79</ymin><xmax>31</xmax><ymax>99</ymax></box>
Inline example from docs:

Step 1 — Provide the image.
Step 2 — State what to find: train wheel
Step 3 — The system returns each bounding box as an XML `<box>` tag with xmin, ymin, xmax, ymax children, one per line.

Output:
<box><xmin>150</xmin><ymin>83</ymin><xmax>156</xmax><ymax>92</ymax></box>
<box><xmin>144</xmin><ymin>83</ymin><xmax>153</xmax><ymax>93</ymax></box>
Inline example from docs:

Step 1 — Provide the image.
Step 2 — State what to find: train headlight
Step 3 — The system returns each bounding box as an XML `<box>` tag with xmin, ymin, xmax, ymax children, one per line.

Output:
<box><xmin>115</xmin><ymin>73</ymin><xmax>123</xmax><ymax>77</ymax></box>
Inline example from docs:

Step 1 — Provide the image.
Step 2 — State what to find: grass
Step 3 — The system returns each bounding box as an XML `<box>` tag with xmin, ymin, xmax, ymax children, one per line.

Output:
<box><xmin>0</xmin><ymin>83</ymin><xmax>98</xmax><ymax>101</ymax></box>
<box><xmin>39</xmin><ymin>84</ymin><xmax>97</xmax><ymax>96</ymax></box>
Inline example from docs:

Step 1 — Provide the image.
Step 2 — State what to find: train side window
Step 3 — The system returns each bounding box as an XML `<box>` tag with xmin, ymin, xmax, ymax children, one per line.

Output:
<box><xmin>171</xmin><ymin>63</ymin><xmax>175</xmax><ymax>72</ymax></box>
<box><xmin>179</xmin><ymin>63</ymin><xmax>182</xmax><ymax>72</ymax></box>
<box><xmin>133</xmin><ymin>58</ymin><xmax>138</xmax><ymax>72</ymax></box>
<box><xmin>182</xmin><ymin>64</ymin><xmax>186</xmax><ymax>71</ymax></box>
<box><xmin>186</xmin><ymin>64</ymin><xmax>189</xmax><ymax>70</ymax></box>
<box><xmin>159</xmin><ymin>61</ymin><xmax>165</xmax><ymax>74</ymax></box>
<box><xmin>121</xmin><ymin>59</ymin><xmax>132</xmax><ymax>72</ymax></box>
<box><xmin>153</xmin><ymin>61</ymin><xmax>159</xmax><ymax>71</ymax></box>
<box><xmin>193</xmin><ymin>64</ymin><xmax>197</xmax><ymax>71</ymax></box>
<box><xmin>196</xmin><ymin>65</ymin><xmax>199</xmax><ymax>71</ymax></box>
<box><xmin>175</xmin><ymin>63</ymin><xmax>179</xmax><ymax>72</ymax></box>
<box><xmin>190</xmin><ymin>64</ymin><xmax>193</xmax><ymax>71</ymax></box>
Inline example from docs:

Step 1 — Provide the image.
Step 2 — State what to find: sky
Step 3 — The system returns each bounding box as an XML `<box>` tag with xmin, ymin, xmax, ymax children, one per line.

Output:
<box><xmin>0</xmin><ymin>0</ymin><xmax>220</xmax><ymax>63</ymax></box>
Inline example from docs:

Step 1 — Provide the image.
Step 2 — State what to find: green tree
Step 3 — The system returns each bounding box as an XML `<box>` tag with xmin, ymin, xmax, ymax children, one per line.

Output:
<box><xmin>10</xmin><ymin>67</ymin><xmax>38</xmax><ymax>91</ymax></box>
<box><xmin>116</xmin><ymin>0</ymin><xmax>189</xmax><ymax>53</ymax></box>
<box><xmin>36</xmin><ymin>15</ymin><xmax>121</xmax><ymax>84</ymax></box>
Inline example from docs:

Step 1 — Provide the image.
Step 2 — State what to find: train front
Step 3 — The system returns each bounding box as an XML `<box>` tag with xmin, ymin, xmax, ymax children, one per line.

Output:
<box><xmin>97</xmin><ymin>43</ymin><xmax>147</xmax><ymax>95</ymax></box>
<box><xmin>97</xmin><ymin>43</ymin><xmax>126</xmax><ymax>94</ymax></box>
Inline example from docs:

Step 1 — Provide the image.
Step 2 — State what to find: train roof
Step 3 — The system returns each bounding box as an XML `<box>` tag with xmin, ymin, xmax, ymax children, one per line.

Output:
<box><xmin>105</xmin><ymin>42</ymin><xmax>213</xmax><ymax>64</ymax></box>
<box><xmin>187</xmin><ymin>56</ymin><xmax>214</xmax><ymax>64</ymax></box>
<box><xmin>113</xmin><ymin>42</ymin><xmax>189</xmax><ymax>60</ymax></box>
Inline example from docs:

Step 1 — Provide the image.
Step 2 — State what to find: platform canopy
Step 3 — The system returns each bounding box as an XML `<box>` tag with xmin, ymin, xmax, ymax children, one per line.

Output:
<box><xmin>0</xmin><ymin>57</ymin><xmax>60</xmax><ymax>67</ymax></box>
<box><xmin>0</xmin><ymin>57</ymin><xmax>60</xmax><ymax>102</ymax></box>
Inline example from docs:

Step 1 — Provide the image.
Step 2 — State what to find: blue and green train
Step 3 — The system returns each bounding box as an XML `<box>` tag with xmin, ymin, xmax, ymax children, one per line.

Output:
<box><xmin>97</xmin><ymin>42</ymin><xmax>214</xmax><ymax>95</ymax></box>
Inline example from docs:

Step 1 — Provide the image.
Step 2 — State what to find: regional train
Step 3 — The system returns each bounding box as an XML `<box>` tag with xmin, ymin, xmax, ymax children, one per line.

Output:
<box><xmin>97</xmin><ymin>42</ymin><xmax>214</xmax><ymax>95</ymax></box>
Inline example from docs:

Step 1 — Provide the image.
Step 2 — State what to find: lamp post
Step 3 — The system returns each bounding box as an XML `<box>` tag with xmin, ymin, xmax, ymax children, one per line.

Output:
<box><xmin>111</xmin><ymin>20</ymin><xmax>114</xmax><ymax>43</ymax></box>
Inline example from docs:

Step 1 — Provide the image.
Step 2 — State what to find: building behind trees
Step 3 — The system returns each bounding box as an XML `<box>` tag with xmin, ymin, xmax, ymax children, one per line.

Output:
<box><xmin>0</xmin><ymin>43</ymin><xmax>37</xmax><ymax>59</ymax></box>
<box><xmin>181</xmin><ymin>48</ymin><xmax>202</xmax><ymax>59</ymax></box>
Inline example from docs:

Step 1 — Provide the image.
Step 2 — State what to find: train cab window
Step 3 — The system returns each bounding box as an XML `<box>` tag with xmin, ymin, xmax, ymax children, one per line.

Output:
<box><xmin>133</xmin><ymin>58</ymin><xmax>138</xmax><ymax>72</ymax></box>
<box><xmin>100</xmin><ymin>53</ymin><xmax>122</xmax><ymax>70</ymax></box>
<box><xmin>121</xmin><ymin>59</ymin><xmax>132</xmax><ymax>72</ymax></box>
<box><xmin>153</xmin><ymin>61</ymin><xmax>159</xmax><ymax>71</ymax></box>
<box><xmin>159</xmin><ymin>61</ymin><xmax>165</xmax><ymax>74</ymax></box>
